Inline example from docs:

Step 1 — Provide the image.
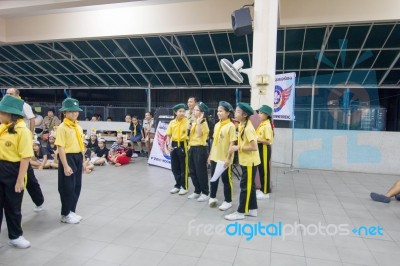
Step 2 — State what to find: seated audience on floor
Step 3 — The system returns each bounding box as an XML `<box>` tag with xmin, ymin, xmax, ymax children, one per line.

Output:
<box><xmin>91</xmin><ymin>138</ymin><xmax>109</xmax><ymax>166</ymax></box>
<box><xmin>46</xmin><ymin>134</ymin><xmax>59</xmax><ymax>169</ymax></box>
<box><xmin>83</xmin><ymin>140</ymin><xmax>95</xmax><ymax>173</ymax></box>
<box><xmin>87</xmin><ymin>130</ymin><xmax>99</xmax><ymax>151</ymax></box>
<box><xmin>109</xmin><ymin>140</ymin><xmax>134</xmax><ymax>167</ymax></box>
<box><xmin>30</xmin><ymin>141</ymin><xmax>50</xmax><ymax>170</ymax></box>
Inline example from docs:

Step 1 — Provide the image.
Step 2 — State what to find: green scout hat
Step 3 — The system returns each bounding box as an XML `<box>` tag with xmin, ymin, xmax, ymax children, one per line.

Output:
<box><xmin>218</xmin><ymin>101</ymin><xmax>234</xmax><ymax>112</ymax></box>
<box><xmin>172</xmin><ymin>103</ymin><xmax>188</xmax><ymax>112</ymax></box>
<box><xmin>257</xmin><ymin>105</ymin><xmax>273</xmax><ymax>116</ymax></box>
<box><xmin>197</xmin><ymin>102</ymin><xmax>209</xmax><ymax>114</ymax></box>
<box><xmin>0</xmin><ymin>95</ymin><xmax>25</xmax><ymax>117</ymax></box>
<box><xmin>237</xmin><ymin>102</ymin><xmax>254</xmax><ymax>116</ymax></box>
<box><xmin>60</xmin><ymin>97</ymin><xmax>83</xmax><ymax>112</ymax></box>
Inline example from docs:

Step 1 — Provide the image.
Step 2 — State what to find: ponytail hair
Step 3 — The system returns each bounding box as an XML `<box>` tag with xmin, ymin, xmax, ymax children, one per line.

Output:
<box><xmin>8</xmin><ymin>114</ymin><xmax>24</xmax><ymax>134</ymax></box>
<box><xmin>269</xmin><ymin>116</ymin><xmax>275</xmax><ymax>137</ymax></box>
<box><xmin>240</xmin><ymin>115</ymin><xmax>250</xmax><ymax>141</ymax></box>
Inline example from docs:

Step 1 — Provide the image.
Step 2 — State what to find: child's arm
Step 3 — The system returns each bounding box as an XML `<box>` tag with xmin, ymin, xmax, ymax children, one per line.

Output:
<box><xmin>15</xmin><ymin>157</ymin><xmax>30</xmax><ymax>193</ymax></box>
<box><xmin>39</xmin><ymin>154</ymin><xmax>48</xmax><ymax>170</ymax></box>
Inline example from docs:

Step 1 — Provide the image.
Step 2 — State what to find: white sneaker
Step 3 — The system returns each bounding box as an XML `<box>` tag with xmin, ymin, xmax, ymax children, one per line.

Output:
<box><xmin>245</xmin><ymin>209</ymin><xmax>258</xmax><ymax>217</ymax></box>
<box><xmin>71</xmin><ymin>212</ymin><xmax>82</xmax><ymax>221</ymax></box>
<box><xmin>256</xmin><ymin>189</ymin><xmax>264</xmax><ymax>197</ymax></box>
<box><xmin>188</xmin><ymin>193</ymin><xmax>200</xmax><ymax>199</ymax></box>
<box><xmin>256</xmin><ymin>191</ymin><xmax>270</xmax><ymax>200</ymax></box>
<box><xmin>170</xmin><ymin>187</ymin><xmax>180</xmax><ymax>194</ymax></box>
<box><xmin>224</xmin><ymin>212</ymin><xmax>245</xmax><ymax>221</ymax></box>
<box><xmin>9</xmin><ymin>236</ymin><xmax>30</xmax><ymax>249</ymax></box>
<box><xmin>209</xmin><ymin>198</ymin><xmax>218</xmax><ymax>208</ymax></box>
<box><xmin>197</xmin><ymin>194</ymin><xmax>210</xmax><ymax>202</ymax></box>
<box><xmin>219</xmin><ymin>201</ymin><xmax>232</xmax><ymax>211</ymax></box>
<box><xmin>33</xmin><ymin>205</ymin><xmax>43</xmax><ymax>212</ymax></box>
<box><xmin>178</xmin><ymin>188</ymin><xmax>188</xmax><ymax>195</ymax></box>
<box><xmin>60</xmin><ymin>213</ymin><xmax>80</xmax><ymax>224</ymax></box>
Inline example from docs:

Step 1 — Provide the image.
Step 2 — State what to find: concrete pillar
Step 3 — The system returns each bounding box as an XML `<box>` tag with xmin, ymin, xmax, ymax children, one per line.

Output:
<box><xmin>250</xmin><ymin>0</ymin><xmax>278</xmax><ymax>110</ymax></box>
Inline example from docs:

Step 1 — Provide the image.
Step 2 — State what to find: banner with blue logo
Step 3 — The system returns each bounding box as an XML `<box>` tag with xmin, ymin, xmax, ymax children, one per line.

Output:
<box><xmin>148</xmin><ymin>120</ymin><xmax>172</xmax><ymax>169</ymax></box>
<box><xmin>273</xmin><ymin>72</ymin><xmax>296</xmax><ymax>121</ymax></box>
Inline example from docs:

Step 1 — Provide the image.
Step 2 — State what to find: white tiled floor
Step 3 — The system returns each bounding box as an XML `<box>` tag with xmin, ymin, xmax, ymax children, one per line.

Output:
<box><xmin>1</xmin><ymin>157</ymin><xmax>400</xmax><ymax>265</ymax></box>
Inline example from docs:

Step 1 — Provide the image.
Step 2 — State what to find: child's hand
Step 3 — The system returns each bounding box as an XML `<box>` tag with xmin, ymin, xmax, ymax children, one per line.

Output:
<box><xmin>229</xmin><ymin>145</ymin><xmax>239</xmax><ymax>154</ymax></box>
<box><xmin>15</xmin><ymin>179</ymin><xmax>25</xmax><ymax>193</ymax></box>
<box><xmin>64</xmin><ymin>166</ymin><xmax>73</xmax><ymax>176</ymax></box>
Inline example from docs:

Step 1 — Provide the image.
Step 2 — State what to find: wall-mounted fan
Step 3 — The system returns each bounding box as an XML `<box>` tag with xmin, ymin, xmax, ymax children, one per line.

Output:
<box><xmin>220</xmin><ymin>58</ymin><xmax>252</xmax><ymax>84</ymax></box>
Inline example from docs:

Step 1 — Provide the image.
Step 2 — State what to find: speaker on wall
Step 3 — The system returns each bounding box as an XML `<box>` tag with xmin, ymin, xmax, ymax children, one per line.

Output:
<box><xmin>231</xmin><ymin>7</ymin><xmax>252</xmax><ymax>36</ymax></box>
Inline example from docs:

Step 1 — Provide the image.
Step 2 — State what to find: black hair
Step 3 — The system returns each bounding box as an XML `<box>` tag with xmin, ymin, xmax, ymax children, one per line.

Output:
<box><xmin>268</xmin><ymin>116</ymin><xmax>275</xmax><ymax>137</ymax></box>
<box><xmin>240</xmin><ymin>113</ymin><xmax>250</xmax><ymax>141</ymax></box>
<box><xmin>188</xmin><ymin>96</ymin><xmax>199</xmax><ymax>103</ymax></box>
<box><xmin>107</xmin><ymin>116</ymin><xmax>113</xmax><ymax>120</ymax></box>
<box><xmin>8</xmin><ymin>114</ymin><xmax>24</xmax><ymax>134</ymax></box>
<box><xmin>145</xmin><ymin>112</ymin><xmax>153</xmax><ymax>117</ymax></box>
<box><xmin>219</xmin><ymin>105</ymin><xmax>234</xmax><ymax>121</ymax></box>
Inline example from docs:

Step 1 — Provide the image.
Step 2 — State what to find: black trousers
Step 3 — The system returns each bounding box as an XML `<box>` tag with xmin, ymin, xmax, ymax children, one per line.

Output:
<box><xmin>26</xmin><ymin>163</ymin><xmax>45</xmax><ymax>207</ymax></box>
<box><xmin>210</xmin><ymin>161</ymin><xmax>233</xmax><ymax>203</ymax></box>
<box><xmin>189</xmin><ymin>146</ymin><xmax>209</xmax><ymax>195</ymax></box>
<box><xmin>238</xmin><ymin>165</ymin><xmax>258</xmax><ymax>213</ymax></box>
<box><xmin>0</xmin><ymin>161</ymin><xmax>24</xmax><ymax>240</ymax></box>
<box><xmin>58</xmin><ymin>153</ymin><xmax>83</xmax><ymax>216</ymax></box>
<box><xmin>258</xmin><ymin>144</ymin><xmax>272</xmax><ymax>194</ymax></box>
<box><xmin>170</xmin><ymin>141</ymin><xmax>188</xmax><ymax>190</ymax></box>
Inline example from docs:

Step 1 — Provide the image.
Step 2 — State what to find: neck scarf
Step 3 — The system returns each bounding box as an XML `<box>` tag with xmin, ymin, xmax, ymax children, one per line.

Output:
<box><xmin>132</xmin><ymin>123</ymin><xmax>137</xmax><ymax>136</ymax></box>
<box><xmin>256</xmin><ymin>119</ymin><xmax>269</xmax><ymax>134</ymax></box>
<box><xmin>0</xmin><ymin>119</ymin><xmax>25</xmax><ymax>136</ymax></box>
<box><xmin>176</xmin><ymin>117</ymin><xmax>187</xmax><ymax>147</ymax></box>
<box><xmin>213</xmin><ymin>119</ymin><xmax>231</xmax><ymax>146</ymax></box>
<box><xmin>63</xmin><ymin>118</ymin><xmax>84</xmax><ymax>152</ymax></box>
<box><xmin>238</xmin><ymin>120</ymin><xmax>253</xmax><ymax>148</ymax></box>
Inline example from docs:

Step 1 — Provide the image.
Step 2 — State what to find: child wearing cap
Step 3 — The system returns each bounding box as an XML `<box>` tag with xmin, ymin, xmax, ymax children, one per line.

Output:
<box><xmin>0</xmin><ymin>95</ymin><xmax>33</xmax><ymax>248</ymax></box>
<box><xmin>187</xmin><ymin>102</ymin><xmax>210</xmax><ymax>202</ymax></box>
<box><xmin>166</xmin><ymin>103</ymin><xmax>189</xmax><ymax>195</ymax></box>
<box><xmin>208</xmin><ymin>101</ymin><xmax>237</xmax><ymax>211</ymax></box>
<box><xmin>55</xmin><ymin>97</ymin><xmax>85</xmax><ymax>224</ymax></box>
<box><xmin>225</xmin><ymin>102</ymin><xmax>260</xmax><ymax>221</ymax></box>
<box><xmin>256</xmin><ymin>105</ymin><xmax>274</xmax><ymax>200</ymax></box>
<box><xmin>30</xmin><ymin>140</ymin><xmax>50</xmax><ymax>170</ymax></box>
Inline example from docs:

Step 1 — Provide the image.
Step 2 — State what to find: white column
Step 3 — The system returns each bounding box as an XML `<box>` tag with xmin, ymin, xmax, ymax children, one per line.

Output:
<box><xmin>250</xmin><ymin>0</ymin><xmax>278</xmax><ymax>110</ymax></box>
<box><xmin>147</xmin><ymin>88</ymin><xmax>151</xmax><ymax>112</ymax></box>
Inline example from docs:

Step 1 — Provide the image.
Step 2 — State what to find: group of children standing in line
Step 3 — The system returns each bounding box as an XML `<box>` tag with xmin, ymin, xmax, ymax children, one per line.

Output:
<box><xmin>166</xmin><ymin>99</ymin><xmax>274</xmax><ymax>221</ymax></box>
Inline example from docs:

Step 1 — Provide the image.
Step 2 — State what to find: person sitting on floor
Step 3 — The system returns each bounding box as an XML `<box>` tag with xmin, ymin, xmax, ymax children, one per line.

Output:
<box><xmin>83</xmin><ymin>140</ymin><xmax>95</xmax><ymax>173</ymax></box>
<box><xmin>30</xmin><ymin>140</ymin><xmax>50</xmax><ymax>170</ymax></box>
<box><xmin>370</xmin><ymin>180</ymin><xmax>400</xmax><ymax>203</ymax></box>
<box><xmin>91</xmin><ymin>138</ymin><xmax>109</xmax><ymax>166</ymax></box>
<box><xmin>87</xmin><ymin>130</ymin><xmax>98</xmax><ymax>151</ymax></box>
<box><xmin>46</xmin><ymin>133</ymin><xmax>59</xmax><ymax>169</ymax></box>
<box><xmin>110</xmin><ymin>140</ymin><xmax>134</xmax><ymax>167</ymax></box>
<box><xmin>108</xmin><ymin>135</ymin><xmax>124</xmax><ymax>159</ymax></box>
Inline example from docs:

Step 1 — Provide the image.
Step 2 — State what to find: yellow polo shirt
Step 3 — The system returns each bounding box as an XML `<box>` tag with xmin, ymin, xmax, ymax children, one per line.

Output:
<box><xmin>238</xmin><ymin>121</ymin><xmax>261</xmax><ymax>166</ymax></box>
<box><xmin>55</xmin><ymin>122</ymin><xmax>84</xmax><ymax>153</ymax></box>
<box><xmin>210</xmin><ymin>120</ymin><xmax>236</xmax><ymax>162</ymax></box>
<box><xmin>188</xmin><ymin>120</ymin><xmax>209</xmax><ymax>146</ymax></box>
<box><xmin>256</xmin><ymin>119</ymin><xmax>274</xmax><ymax>144</ymax></box>
<box><xmin>0</xmin><ymin>120</ymin><xmax>33</xmax><ymax>162</ymax></box>
<box><xmin>166</xmin><ymin>118</ymin><xmax>189</xmax><ymax>142</ymax></box>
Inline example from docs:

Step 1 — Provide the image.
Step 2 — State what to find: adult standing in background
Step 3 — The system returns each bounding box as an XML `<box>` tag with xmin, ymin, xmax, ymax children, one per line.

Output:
<box><xmin>6</xmin><ymin>88</ymin><xmax>45</xmax><ymax>212</ymax></box>
<box><xmin>185</xmin><ymin>96</ymin><xmax>198</xmax><ymax>125</ymax></box>
<box><xmin>43</xmin><ymin>108</ymin><xmax>61</xmax><ymax>133</ymax></box>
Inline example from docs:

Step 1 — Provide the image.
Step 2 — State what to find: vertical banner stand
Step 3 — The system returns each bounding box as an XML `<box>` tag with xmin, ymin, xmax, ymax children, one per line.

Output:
<box><xmin>283</xmin><ymin>118</ymin><xmax>300</xmax><ymax>174</ymax></box>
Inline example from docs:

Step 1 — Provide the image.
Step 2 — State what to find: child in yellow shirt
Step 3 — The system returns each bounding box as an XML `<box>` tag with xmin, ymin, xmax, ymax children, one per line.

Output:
<box><xmin>0</xmin><ymin>95</ymin><xmax>33</xmax><ymax>248</ymax></box>
<box><xmin>166</xmin><ymin>104</ymin><xmax>189</xmax><ymax>195</ymax></box>
<box><xmin>225</xmin><ymin>102</ymin><xmax>260</xmax><ymax>221</ymax></box>
<box><xmin>256</xmin><ymin>105</ymin><xmax>274</xmax><ymax>200</ymax></box>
